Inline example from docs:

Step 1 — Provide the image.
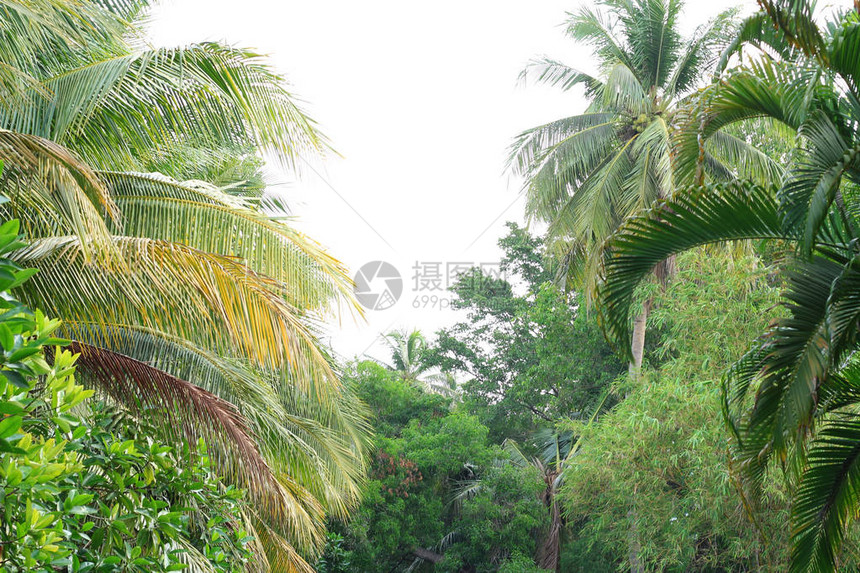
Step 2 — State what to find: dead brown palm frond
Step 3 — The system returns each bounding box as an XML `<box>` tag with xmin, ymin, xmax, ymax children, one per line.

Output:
<box><xmin>65</xmin><ymin>341</ymin><xmax>329</xmax><ymax>556</ymax></box>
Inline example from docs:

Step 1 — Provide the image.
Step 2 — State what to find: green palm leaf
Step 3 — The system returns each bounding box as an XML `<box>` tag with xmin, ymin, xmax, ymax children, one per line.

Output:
<box><xmin>99</xmin><ymin>171</ymin><xmax>359</xmax><ymax>313</ymax></box>
<box><xmin>0</xmin><ymin>129</ymin><xmax>118</xmax><ymax>258</ymax></box>
<box><xmin>790</xmin><ymin>416</ymin><xmax>860</xmax><ymax>573</ymax></box>
<box><xmin>598</xmin><ymin>181</ymin><xmax>786</xmax><ymax>357</ymax></box>
<box><xmin>518</xmin><ymin>56</ymin><xmax>603</xmax><ymax>95</ymax></box>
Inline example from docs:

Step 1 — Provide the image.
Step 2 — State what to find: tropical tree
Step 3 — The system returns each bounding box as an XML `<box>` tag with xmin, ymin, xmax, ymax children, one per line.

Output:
<box><xmin>508</xmin><ymin>0</ymin><xmax>771</xmax><ymax>371</ymax></box>
<box><xmin>428</xmin><ymin>223</ymin><xmax>622</xmax><ymax>445</ymax></box>
<box><xmin>503</xmin><ymin>408</ymin><xmax>605</xmax><ymax>573</ymax></box>
<box><xmin>597</xmin><ymin>2</ymin><xmax>860</xmax><ymax>570</ymax></box>
<box><xmin>383</xmin><ymin>329</ymin><xmax>456</xmax><ymax>397</ymax></box>
<box><xmin>0</xmin><ymin>1</ymin><xmax>370</xmax><ymax>569</ymax></box>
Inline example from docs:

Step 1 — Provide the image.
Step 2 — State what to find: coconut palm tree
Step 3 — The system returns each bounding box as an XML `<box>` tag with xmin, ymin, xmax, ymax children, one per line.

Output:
<box><xmin>383</xmin><ymin>329</ymin><xmax>456</xmax><ymax>397</ymax></box>
<box><xmin>597</xmin><ymin>3</ymin><xmax>860</xmax><ymax>571</ymax></box>
<box><xmin>0</xmin><ymin>1</ymin><xmax>370</xmax><ymax>570</ymax></box>
<box><xmin>508</xmin><ymin>0</ymin><xmax>777</xmax><ymax>371</ymax></box>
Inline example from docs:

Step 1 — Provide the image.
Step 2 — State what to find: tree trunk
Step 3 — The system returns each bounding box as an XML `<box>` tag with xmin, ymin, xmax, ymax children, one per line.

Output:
<box><xmin>628</xmin><ymin>255</ymin><xmax>676</xmax><ymax>374</ymax></box>
<box><xmin>537</xmin><ymin>496</ymin><xmax>562</xmax><ymax>572</ymax></box>
<box><xmin>629</xmin><ymin>298</ymin><xmax>651</xmax><ymax>375</ymax></box>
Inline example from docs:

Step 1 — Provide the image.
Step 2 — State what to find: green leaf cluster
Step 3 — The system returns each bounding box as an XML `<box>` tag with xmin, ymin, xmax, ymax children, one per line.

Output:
<box><xmin>0</xmin><ymin>217</ymin><xmax>252</xmax><ymax>571</ymax></box>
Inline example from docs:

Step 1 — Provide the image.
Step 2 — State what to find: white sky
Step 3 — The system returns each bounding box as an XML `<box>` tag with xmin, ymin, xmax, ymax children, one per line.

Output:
<box><xmin>148</xmin><ymin>0</ymin><xmax>755</xmax><ymax>363</ymax></box>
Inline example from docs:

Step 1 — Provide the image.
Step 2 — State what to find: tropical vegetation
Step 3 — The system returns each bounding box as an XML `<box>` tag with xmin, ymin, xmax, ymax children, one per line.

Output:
<box><xmin>11</xmin><ymin>0</ymin><xmax>860</xmax><ymax>572</ymax></box>
<box><xmin>0</xmin><ymin>0</ymin><xmax>368</xmax><ymax>570</ymax></box>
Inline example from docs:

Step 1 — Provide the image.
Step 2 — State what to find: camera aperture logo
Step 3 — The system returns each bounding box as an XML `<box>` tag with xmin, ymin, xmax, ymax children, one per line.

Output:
<box><xmin>354</xmin><ymin>261</ymin><xmax>403</xmax><ymax>311</ymax></box>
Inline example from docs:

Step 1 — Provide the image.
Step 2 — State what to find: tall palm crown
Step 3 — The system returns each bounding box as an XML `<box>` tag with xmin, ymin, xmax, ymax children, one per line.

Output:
<box><xmin>0</xmin><ymin>1</ymin><xmax>370</xmax><ymax>570</ymax></box>
<box><xmin>384</xmin><ymin>329</ymin><xmax>456</xmax><ymax>397</ymax></box>
<box><xmin>509</xmin><ymin>0</ymin><xmax>753</xmax><ymax>291</ymax></box>
<box><xmin>598</xmin><ymin>2</ymin><xmax>860</xmax><ymax>571</ymax></box>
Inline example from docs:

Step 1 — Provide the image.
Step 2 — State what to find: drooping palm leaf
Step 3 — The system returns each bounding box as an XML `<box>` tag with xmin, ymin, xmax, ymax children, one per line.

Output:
<box><xmin>14</xmin><ymin>236</ymin><xmax>338</xmax><ymax>391</ymax></box>
<box><xmin>598</xmin><ymin>181</ymin><xmax>786</xmax><ymax>357</ymax></box>
<box><xmin>790</xmin><ymin>415</ymin><xmax>860</xmax><ymax>573</ymax></box>
<box><xmin>98</xmin><ymin>170</ymin><xmax>359</xmax><ymax>314</ymax></box>
<box><xmin>0</xmin><ymin>129</ymin><xmax>118</xmax><ymax>258</ymax></box>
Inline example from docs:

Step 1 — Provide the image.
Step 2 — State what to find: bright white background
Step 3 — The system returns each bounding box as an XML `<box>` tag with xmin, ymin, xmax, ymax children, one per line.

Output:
<box><xmin>148</xmin><ymin>0</ymin><xmax>755</xmax><ymax>362</ymax></box>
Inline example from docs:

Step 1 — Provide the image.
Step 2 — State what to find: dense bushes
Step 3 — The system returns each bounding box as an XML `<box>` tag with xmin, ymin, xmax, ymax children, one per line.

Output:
<box><xmin>319</xmin><ymin>361</ymin><xmax>549</xmax><ymax>572</ymax></box>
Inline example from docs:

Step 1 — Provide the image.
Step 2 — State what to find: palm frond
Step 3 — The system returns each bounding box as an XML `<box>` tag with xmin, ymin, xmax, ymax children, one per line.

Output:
<box><xmin>598</xmin><ymin>181</ymin><xmax>786</xmax><ymax>357</ymax></box>
<box><xmin>566</xmin><ymin>5</ymin><xmax>637</xmax><ymax>77</ymax></box>
<box><xmin>667</xmin><ymin>7</ymin><xmax>738</xmax><ymax>94</ymax></box>
<box><xmin>718</xmin><ymin>11</ymin><xmax>797</xmax><ymax>72</ymax></box>
<box><xmin>790</xmin><ymin>416</ymin><xmax>860</xmax><ymax>573</ymax></box>
<box><xmin>98</xmin><ymin>170</ymin><xmax>359</xmax><ymax>314</ymax></box>
<box><xmin>624</xmin><ymin>0</ymin><xmax>683</xmax><ymax>89</ymax></box>
<box><xmin>67</xmin><ymin>320</ymin><xmax>369</xmax><ymax>530</ymax></box>
<box><xmin>14</xmin><ymin>236</ymin><xmax>338</xmax><ymax>390</ymax></box>
<box><xmin>509</xmin><ymin>113</ymin><xmax>619</xmax><ymax>223</ymax></box>
<box><xmin>673</xmin><ymin>60</ymin><xmax>820</xmax><ymax>186</ymax></box>
<box><xmin>705</xmin><ymin>129</ymin><xmax>786</xmax><ymax>185</ymax></box>
<box><xmin>726</xmin><ymin>256</ymin><xmax>840</xmax><ymax>491</ymax></box>
<box><xmin>601</xmin><ymin>62</ymin><xmax>649</xmax><ymax>115</ymax></box>
<box><xmin>64</xmin><ymin>340</ymin><xmax>329</xmax><ymax>556</ymax></box>
<box><xmin>829</xmin><ymin>21</ymin><xmax>860</xmax><ymax>104</ymax></box>
<box><xmin>783</xmin><ymin>111</ymin><xmax>860</xmax><ymax>253</ymax></box>
<box><xmin>0</xmin><ymin>129</ymin><xmax>118</xmax><ymax>258</ymax></box>
<box><xmin>757</xmin><ymin>0</ymin><xmax>826</xmax><ymax>59</ymax></box>
<box><xmin>518</xmin><ymin>56</ymin><xmax>603</xmax><ymax>96</ymax></box>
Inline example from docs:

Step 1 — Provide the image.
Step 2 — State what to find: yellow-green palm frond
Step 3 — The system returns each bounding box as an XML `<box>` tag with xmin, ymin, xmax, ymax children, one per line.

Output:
<box><xmin>96</xmin><ymin>170</ymin><xmax>360</xmax><ymax>315</ymax></box>
<box><xmin>251</xmin><ymin>522</ymin><xmax>317</xmax><ymax>573</ymax></box>
<box><xmin>14</xmin><ymin>236</ymin><xmax>338</xmax><ymax>393</ymax></box>
<box><xmin>0</xmin><ymin>129</ymin><xmax>118</xmax><ymax>258</ymax></box>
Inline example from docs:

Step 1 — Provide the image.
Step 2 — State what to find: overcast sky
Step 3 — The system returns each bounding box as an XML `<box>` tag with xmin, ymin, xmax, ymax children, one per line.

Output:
<box><xmin>148</xmin><ymin>0</ymin><xmax>756</xmax><ymax>363</ymax></box>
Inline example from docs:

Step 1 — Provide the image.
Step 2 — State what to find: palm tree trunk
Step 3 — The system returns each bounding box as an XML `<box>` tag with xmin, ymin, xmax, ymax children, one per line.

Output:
<box><xmin>537</xmin><ymin>499</ymin><xmax>562</xmax><ymax>572</ymax></box>
<box><xmin>628</xmin><ymin>256</ymin><xmax>676</xmax><ymax>374</ymax></box>
<box><xmin>628</xmin><ymin>298</ymin><xmax>651</xmax><ymax>375</ymax></box>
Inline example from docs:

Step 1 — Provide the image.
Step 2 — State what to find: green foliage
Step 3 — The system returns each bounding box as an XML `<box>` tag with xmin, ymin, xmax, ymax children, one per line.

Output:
<box><xmin>596</xmin><ymin>4</ymin><xmax>860</xmax><ymax>571</ymax></box>
<box><xmin>429</xmin><ymin>223</ymin><xmax>623</xmax><ymax>444</ymax></box>
<box><xmin>498</xmin><ymin>552</ymin><xmax>550</xmax><ymax>573</ymax></box>
<box><xmin>0</xmin><ymin>218</ymin><xmax>252</xmax><ymax>572</ymax></box>
<box><xmin>562</xmin><ymin>250</ymin><xmax>791</xmax><ymax>571</ymax></box>
<box><xmin>334</xmin><ymin>362</ymin><xmax>549</xmax><ymax>572</ymax></box>
<box><xmin>438</xmin><ymin>463</ymin><xmax>548</xmax><ymax>573</ymax></box>
<box><xmin>316</xmin><ymin>532</ymin><xmax>352</xmax><ymax>573</ymax></box>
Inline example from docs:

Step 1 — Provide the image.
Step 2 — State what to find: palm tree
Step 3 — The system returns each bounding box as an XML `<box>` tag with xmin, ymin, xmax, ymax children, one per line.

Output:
<box><xmin>0</xmin><ymin>1</ymin><xmax>370</xmax><ymax>570</ymax></box>
<box><xmin>598</xmin><ymin>3</ymin><xmax>860</xmax><ymax>571</ymax></box>
<box><xmin>383</xmin><ymin>329</ymin><xmax>456</xmax><ymax>397</ymax></box>
<box><xmin>508</xmin><ymin>0</ymin><xmax>774</xmax><ymax>371</ymax></box>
